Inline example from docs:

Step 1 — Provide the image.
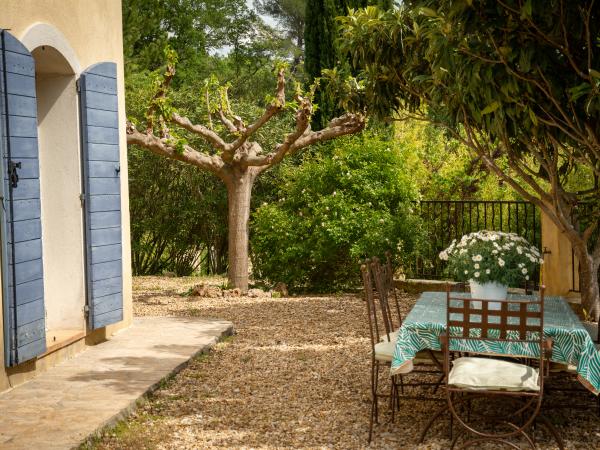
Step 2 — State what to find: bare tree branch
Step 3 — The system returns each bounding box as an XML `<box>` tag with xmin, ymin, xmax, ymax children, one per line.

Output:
<box><xmin>217</xmin><ymin>109</ymin><xmax>239</xmax><ymax>133</ymax></box>
<box><xmin>126</xmin><ymin>122</ymin><xmax>226</xmax><ymax>178</ymax></box>
<box><xmin>171</xmin><ymin>113</ymin><xmax>230</xmax><ymax>152</ymax></box>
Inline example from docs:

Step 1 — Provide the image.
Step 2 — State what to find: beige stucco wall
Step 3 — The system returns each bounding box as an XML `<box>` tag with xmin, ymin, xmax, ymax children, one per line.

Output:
<box><xmin>0</xmin><ymin>0</ymin><xmax>132</xmax><ymax>392</ymax></box>
<box><xmin>541</xmin><ymin>211</ymin><xmax>578</xmax><ymax>297</ymax></box>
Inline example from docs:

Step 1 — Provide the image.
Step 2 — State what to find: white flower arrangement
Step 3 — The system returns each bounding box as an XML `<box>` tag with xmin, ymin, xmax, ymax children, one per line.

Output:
<box><xmin>439</xmin><ymin>230</ymin><xmax>543</xmax><ymax>286</ymax></box>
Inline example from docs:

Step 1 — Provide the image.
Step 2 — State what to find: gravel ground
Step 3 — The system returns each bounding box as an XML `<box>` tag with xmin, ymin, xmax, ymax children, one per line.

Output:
<box><xmin>85</xmin><ymin>276</ymin><xmax>600</xmax><ymax>449</ymax></box>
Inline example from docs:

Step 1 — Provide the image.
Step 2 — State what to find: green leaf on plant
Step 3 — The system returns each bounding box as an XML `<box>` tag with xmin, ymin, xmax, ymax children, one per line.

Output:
<box><xmin>481</xmin><ymin>101</ymin><xmax>500</xmax><ymax>115</ymax></box>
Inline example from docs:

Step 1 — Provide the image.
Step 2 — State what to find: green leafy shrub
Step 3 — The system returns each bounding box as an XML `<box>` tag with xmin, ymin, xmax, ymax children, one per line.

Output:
<box><xmin>251</xmin><ymin>134</ymin><xmax>423</xmax><ymax>291</ymax></box>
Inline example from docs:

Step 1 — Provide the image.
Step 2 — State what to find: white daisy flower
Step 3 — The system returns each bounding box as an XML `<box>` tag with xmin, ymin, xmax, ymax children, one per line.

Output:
<box><xmin>474</xmin><ymin>263</ymin><xmax>480</xmax><ymax>269</ymax></box>
<box><xmin>486</xmin><ymin>269</ymin><xmax>490</xmax><ymax>274</ymax></box>
<box><xmin>498</xmin><ymin>258</ymin><xmax>505</xmax><ymax>267</ymax></box>
<box><xmin>522</xmin><ymin>268</ymin><xmax>528</xmax><ymax>274</ymax></box>
<box><xmin>474</xmin><ymin>272</ymin><xmax>480</xmax><ymax>278</ymax></box>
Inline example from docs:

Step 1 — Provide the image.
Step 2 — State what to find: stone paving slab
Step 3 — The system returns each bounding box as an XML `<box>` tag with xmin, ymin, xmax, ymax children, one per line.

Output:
<box><xmin>0</xmin><ymin>317</ymin><xmax>233</xmax><ymax>450</ymax></box>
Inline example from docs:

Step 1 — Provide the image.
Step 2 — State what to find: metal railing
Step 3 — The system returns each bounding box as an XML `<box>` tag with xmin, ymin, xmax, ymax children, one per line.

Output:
<box><xmin>410</xmin><ymin>200</ymin><xmax>541</xmax><ymax>286</ymax></box>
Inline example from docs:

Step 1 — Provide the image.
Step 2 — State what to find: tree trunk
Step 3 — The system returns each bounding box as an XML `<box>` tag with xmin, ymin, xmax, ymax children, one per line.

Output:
<box><xmin>573</xmin><ymin>242</ymin><xmax>600</xmax><ymax>321</ymax></box>
<box><xmin>225</xmin><ymin>168</ymin><xmax>257</xmax><ymax>291</ymax></box>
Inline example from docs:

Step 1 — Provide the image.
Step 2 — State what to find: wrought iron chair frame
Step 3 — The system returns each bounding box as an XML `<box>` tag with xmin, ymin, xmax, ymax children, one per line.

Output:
<box><xmin>370</xmin><ymin>258</ymin><xmax>447</xmax><ymax>414</ymax></box>
<box><xmin>360</xmin><ymin>261</ymin><xmax>398</xmax><ymax>442</ymax></box>
<box><xmin>436</xmin><ymin>285</ymin><xmax>564</xmax><ymax>449</ymax></box>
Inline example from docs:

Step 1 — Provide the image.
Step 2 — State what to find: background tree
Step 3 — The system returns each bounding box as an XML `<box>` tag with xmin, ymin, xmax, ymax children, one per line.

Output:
<box><xmin>396</xmin><ymin>120</ymin><xmax>517</xmax><ymax>201</ymax></box>
<box><xmin>255</xmin><ymin>0</ymin><xmax>306</xmax><ymax>73</ymax></box>
<box><xmin>126</xmin><ymin>53</ymin><xmax>365</xmax><ymax>290</ymax></box>
<box><xmin>339</xmin><ymin>2</ymin><xmax>600</xmax><ymax>318</ymax></box>
<box><xmin>304</xmin><ymin>0</ymin><xmax>393</xmax><ymax>128</ymax></box>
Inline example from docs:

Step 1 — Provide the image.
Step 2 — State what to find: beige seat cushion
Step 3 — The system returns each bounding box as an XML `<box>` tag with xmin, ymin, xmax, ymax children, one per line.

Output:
<box><xmin>375</xmin><ymin>338</ymin><xmax>442</xmax><ymax>366</ymax></box>
<box><xmin>380</xmin><ymin>331</ymin><xmax>399</xmax><ymax>342</ymax></box>
<box><xmin>374</xmin><ymin>340</ymin><xmax>395</xmax><ymax>362</ymax></box>
<box><xmin>449</xmin><ymin>356</ymin><xmax>540</xmax><ymax>392</ymax></box>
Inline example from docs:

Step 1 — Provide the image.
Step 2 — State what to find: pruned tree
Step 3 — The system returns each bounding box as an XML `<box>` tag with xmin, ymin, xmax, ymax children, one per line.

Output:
<box><xmin>126</xmin><ymin>51</ymin><xmax>365</xmax><ymax>290</ymax></box>
<box><xmin>339</xmin><ymin>2</ymin><xmax>600</xmax><ymax>318</ymax></box>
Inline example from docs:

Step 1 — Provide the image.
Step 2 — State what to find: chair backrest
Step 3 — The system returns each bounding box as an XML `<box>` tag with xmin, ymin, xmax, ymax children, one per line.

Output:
<box><xmin>442</xmin><ymin>286</ymin><xmax>550</xmax><ymax>443</ymax></box>
<box><xmin>384</xmin><ymin>251</ymin><xmax>403</xmax><ymax>326</ymax></box>
<box><xmin>361</xmin><ymin>261</ymin><xmax>385</xmax><ymax>352</ymax></box>
<box><xmin>370</xmin><ymin>257</ymin><xmax>397</xmax><ymax>339</ymax></box>
<box><xmin>445</xmin><ymin>285</ymin><xmax>547</xmax><ymax>382</ymax></box>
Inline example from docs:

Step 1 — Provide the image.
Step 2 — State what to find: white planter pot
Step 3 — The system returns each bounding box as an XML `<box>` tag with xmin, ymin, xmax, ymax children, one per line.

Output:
<box><xmin>469</xmin><ymin>280</ymin><xmax>508</xmax><ymax>310</ymax></box>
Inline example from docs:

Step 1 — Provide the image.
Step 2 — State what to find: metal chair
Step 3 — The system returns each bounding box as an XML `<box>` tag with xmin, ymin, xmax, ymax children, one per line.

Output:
<box><xmin>369</xmin><ymin>258</ymin><xmax>445</xmax><ymax>404</ymax></box>
<box><xmin>360</xmin><ymin>261</ymin><xmax>400</xmax><ymax>442</ymax></box>
<box><xmin>438</xmin><ymin>286</ymin><xmax>564</xmax><ymax>449</ymax></box>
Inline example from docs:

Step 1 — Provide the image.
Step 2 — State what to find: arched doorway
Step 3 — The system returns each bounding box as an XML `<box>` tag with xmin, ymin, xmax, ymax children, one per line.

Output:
<box><xmin>32</xmin><ymin>45</ymin><xmax>86</xmax><ymax>343</ymax></box>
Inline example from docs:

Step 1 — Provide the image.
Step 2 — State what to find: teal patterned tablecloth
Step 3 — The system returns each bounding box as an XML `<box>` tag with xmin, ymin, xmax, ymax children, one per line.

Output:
<box><xmin>391</xmin><ymin>292</ymin><xmax>600</xmax><ymax>395</ymax></box>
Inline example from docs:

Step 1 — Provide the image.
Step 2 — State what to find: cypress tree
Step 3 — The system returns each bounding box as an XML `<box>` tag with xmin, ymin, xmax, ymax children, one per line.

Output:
<box><xmin>304</xmin><ymin>0</ymin><xmax>392</xmax><ymax>129</ymax></box>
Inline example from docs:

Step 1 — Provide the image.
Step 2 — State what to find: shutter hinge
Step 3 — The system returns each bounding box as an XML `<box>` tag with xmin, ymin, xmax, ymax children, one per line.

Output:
<box><xmin>84</xmin><ymin>304</ymin><xmax>89</xmax><ymax>318</ymax></box>
<box><xmin>79</xmin><ymin>193</ymin><xmax>85</xmax><ymax>207</ymax></box>
<box><xmin>75</xmin><ymin>79</ymin><xmax>81</xmax><ymax>93</ymax></box>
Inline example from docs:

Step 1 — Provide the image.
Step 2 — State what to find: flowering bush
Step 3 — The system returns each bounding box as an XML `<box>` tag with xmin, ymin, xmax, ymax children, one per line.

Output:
<box><xmin>251</xmin><ymin>134</ymin><xmax>423</xmax><ymax>291</ymax></box>
<box><xmin>439</xmin><ymin>231</ymin><xmax>543</xmax><ymax>286</ymax></box>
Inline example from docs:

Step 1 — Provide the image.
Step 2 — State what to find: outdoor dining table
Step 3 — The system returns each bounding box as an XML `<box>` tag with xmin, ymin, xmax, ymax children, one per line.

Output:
<box><xmin>391</xmin><ymin>291</ymin><xmax>600</xmax><ymax>395</ymax></box>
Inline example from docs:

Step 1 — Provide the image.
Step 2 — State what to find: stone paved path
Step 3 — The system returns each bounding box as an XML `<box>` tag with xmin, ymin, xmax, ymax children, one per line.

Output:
<box><xmin>0</xmin><ymin>317</ymin><xmax>233</xmax><ymax>450</ymax></box>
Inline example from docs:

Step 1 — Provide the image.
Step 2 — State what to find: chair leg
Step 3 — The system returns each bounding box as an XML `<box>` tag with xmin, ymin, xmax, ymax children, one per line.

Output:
<box><xmin>389</xmin><ymin>381</ymin><xmax>396</xmax><ymax>422</ymax></box>
<box><xmin>368</xmin><ymin>400</ymin><xmax>375</xmax><ymax>443</ymax></box>
<box><xmin>536</xmin><ymin>414</ymin><xmax>565</xmax><ymax>450</ymax></box>
<box><xmin>368</xmin><ymin>360</ymin><xmax>378</xmax><ymax>443</ymax></box>
<box><xmin>432</xmin><ymin>372</ymin><xmax>445</xmax><ymax>394</ymax></box>
<box><xmin>373</xmin><ymin>363</ymin><xmax>380</xmax><ymax>425</ymax></box>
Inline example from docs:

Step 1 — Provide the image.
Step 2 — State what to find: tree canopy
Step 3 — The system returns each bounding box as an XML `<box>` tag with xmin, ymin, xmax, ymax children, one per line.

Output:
<box><xmin>339</xmin><ymin>1</ymin><xmax>600</xmax><ymax>316</ymax></box>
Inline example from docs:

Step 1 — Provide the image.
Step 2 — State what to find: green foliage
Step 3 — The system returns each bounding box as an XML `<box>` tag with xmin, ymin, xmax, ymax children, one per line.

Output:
<box><xmin>251</xmin><ymin>133</ymin><xmax>423</xmax><ymax>291</ymax></box>
<box><xmin>304</xmin><ymin>0</ymin><xmax>392</xmax><ymax>128</ymax></box>
<box><xmin>440</xmin><ymin>231</ymin><xmax>543</xmax><ymax>287</ymax></box>
<box><xmin>255</xmin><ymin>0</ymin><xmax>307</xmax><ymax>75</ymax></box>
<box><xmin>338</xmin><ymin>3</ymin><xmax>600</xmax><ymax>205</ymax></box>
<box><xmin>123</xmin><ymin>0</ymin><xmax>293</xmax><ymax>98</ymax></box>
<box><xmin>395</xmin><ymin>120</ymin><xmax>516</xmax><ymax>201</ymax></box>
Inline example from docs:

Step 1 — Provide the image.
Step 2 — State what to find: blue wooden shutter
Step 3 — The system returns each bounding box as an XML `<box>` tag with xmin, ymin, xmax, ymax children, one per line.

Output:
<box><xmin>79</xmin><ymin>62</ymin><xmax>123</xmax><ymax>329</ymax></box>
<box><xmin>0</xmin><ymin>31</ymin><xmax>46</xmax><ymax>366</ymax></box>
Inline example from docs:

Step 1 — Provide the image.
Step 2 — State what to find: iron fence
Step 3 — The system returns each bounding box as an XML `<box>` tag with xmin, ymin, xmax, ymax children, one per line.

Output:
<box><xmin>409</xmin><ymin>200</ymin><xmax>541</xmax><ymax>286</ymax></box>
